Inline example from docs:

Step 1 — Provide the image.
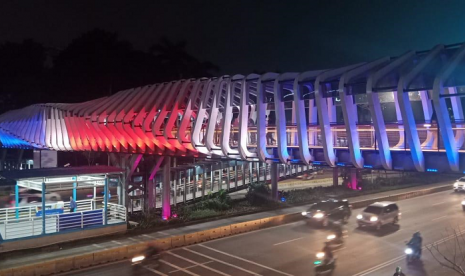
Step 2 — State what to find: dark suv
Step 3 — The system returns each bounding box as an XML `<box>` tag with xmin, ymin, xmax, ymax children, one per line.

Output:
<box><xmin>301</xmin><ymin>199</ymin><xmax>352</xmax><ymax>227</ymax></box>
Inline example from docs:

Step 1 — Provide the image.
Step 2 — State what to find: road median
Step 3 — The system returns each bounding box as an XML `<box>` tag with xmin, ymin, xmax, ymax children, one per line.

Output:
<box><xmin>0</xmin><ymin>183</ymin><xmax>451</xmax><ymax>276</ymax></box>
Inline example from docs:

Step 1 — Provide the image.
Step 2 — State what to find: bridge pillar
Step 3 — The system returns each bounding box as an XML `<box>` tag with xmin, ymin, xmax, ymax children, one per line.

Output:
<box><xmin>333</xmin><ymin>167</ymin><xmax>339</xmax><ymax>186</ymax></box>
<box><xmin>270</xmin><ymin>163</ymin><xmax>279</xmax><ymax>200</ymax></box>
<box><xmin>348</xmin><ymin>168</ymin><xmax>358</xmax><ymax>190</ymax></box>
<box><xmin>162</xmin><ymin>156</ymin><xmax>171</xmax><ymax>219</ymax></box>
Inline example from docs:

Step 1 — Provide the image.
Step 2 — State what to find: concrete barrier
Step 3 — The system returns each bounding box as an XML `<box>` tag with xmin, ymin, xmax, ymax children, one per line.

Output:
<box><xmin>230</xmin><ymin>222</ymin><xmax>245</xmax><ymax>234</ymax></box>
<box><xmin>153</xmin><ymin>237</ymin><xmax>172</xmax><ymax>251</ymax></box>
<box><xmin>73</xmin><ymin>253</ymin><xmax>94</xmax><ymax>269</ymax></box>
<box><xmin>33</xmin><ymin>261</ymin><xmax>56</xmax><ymax>276</ymax></box>
<box><xmin>11</xmin><ymin>265</ymin><xmax>35</xmax><ymax>276</ymax></box>
<box><xmin>184</xmin><ymin>233</ymin><xmax>198</xmax><ymax>245</ymax></box>
<box><xmin>259</xmin><ymin>217</ymin><xmax>271</xmax><ymax>229</ymax></box>
<box><xmin>93</xmin><ymin>250</ymin><xmax>114</xmax><ymax>265</ymax></box>
<box><xmin>127</xmin><ymin>243</ymin><xmax>147</xmax><ymax>257</ymax></box>
<box><xmin>55</xmin><ymin>257</ymin><xmax>74</xmax><ymax>273</ymax></box>
<box><xmin>170</xmin><ymin>235</ymin><xmax>185</xmax><ymax>248</ymax></box>
<box><xmin>0</xmin><ymin>269</ymin><xmax>13</xmax><ymax>276</ymax></box>
<box><xmin>196</xmin><ymin>230</ymin><xmax>210</xmax><ymax>243</ymax></box>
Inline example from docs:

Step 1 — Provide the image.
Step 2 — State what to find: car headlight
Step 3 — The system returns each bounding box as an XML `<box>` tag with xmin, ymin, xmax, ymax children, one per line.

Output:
<box><xmin>461</xmin><ymin>201</ymin><xmax>465</xmax><ymax>205</ymax></box>
<box><xmin>405</xmin><ymin>248</ymin><xmax>413</xmax><ymax>255</ymax></box>
<box><xmin>454</xmin><ymin>183</ymin><xmax>459</xmax><ymax>188</ymax></box>
<box><xmin>370</xmin><ymin>216</ymin><xmax>378</xmax><ymax>222</ymax></box>
<box><xmin>302</xmin><ymin>211</ymin><xmax>308</xmax><ymax>216</ymax></box>
<box><xmin>313</xmin><ymin>213</ymin><xmax>324</xmax><ymax>218</ymax></box>
<box><xmin>356</xmin><ymin>214</ymin><xmax>363</xmax><ymax>220</ymax></box>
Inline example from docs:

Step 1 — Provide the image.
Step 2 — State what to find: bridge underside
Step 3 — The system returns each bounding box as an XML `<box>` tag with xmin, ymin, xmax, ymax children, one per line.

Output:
<box><xmin>1</xmin><ymin>43</ymin><xmax>465</xmax><ymax>174</ymax></box>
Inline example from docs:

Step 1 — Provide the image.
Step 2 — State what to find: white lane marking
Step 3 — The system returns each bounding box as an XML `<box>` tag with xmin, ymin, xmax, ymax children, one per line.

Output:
<box><xmin>183</xmin><ymin>247</ymin><xmax>263</xmax><ymax>276</ymax></box>
<box><xmin>432</xmin><ymin>201</ymin><xmax>447</xmax><ymax>206</ymax></box>
<box><xmin>129</xmin><ymin>237</ymin><xmax>140</xmax><ymax>242</ymax></box>
<box><xmin>143</xmin><ymin>234</ymin><xmax>155</xmax><ymax>239</ymax></box>
<box><xmin>158</xmin><ymin>231</ymin><xmax>170</xmax><ymax>236</ymax></box>
<box><xmin>352</xmin><ymin>227</ymin><xmax>465</xmax><ymax>276</ymax></box>
<box><xmin>92</xmin><ymin>244</ymin><xmax>103</xmax><ymax>248</ymax></box>
<box><xmin>273</xmin><ymin>237</ymin><xmax>304</xmax><ymax>246</ymax></box>
<box><xmin>167</xmin><ymin>251</ymin><xmax>231</xmax><ymax>276</ymax></box>
<box><xmin>168</xmin><ymin>261</ymin><xmax>213</xmax><ymax>274</ymax></box>
<box><xmin>199</xmin><ymin>244</ymin><xmax>294</xmax><ymax>276</ymax></box>
<box><xmin>203</xmin><ymin>221</ymin><xmax>303</xmax><ymax>244</ymax></box>
<box><xmin>111</xmin><ymin>240</ymin><xmax>123</xmax><ymax>245</ymax></box>
<box><xmin>432</xmin><ymin>215</ymin><xmax>448</xmax><ymax>221</ymax></box>
<box><xmin>159</xmin><ymin>259</ymin><xmax>200</xmax><ymax>276</ymax></box>
<box><xmin>142</xmin><ymin>265</ymin><xmax>169</xmax><ymax>276</ymax></box>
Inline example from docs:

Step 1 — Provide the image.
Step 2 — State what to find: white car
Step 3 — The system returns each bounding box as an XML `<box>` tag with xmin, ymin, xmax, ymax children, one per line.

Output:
<box><xmin>357</xmin><ymin>202</ymin><xmax>400</xmax><ymax>231</ymax></box>
<box><xmin>454</xmin><ymin>177</ymin><xmax>465</xmax><ymax>192</ymax></box>
<box><xmin>8</xmin><ymin>192</ymin><xmax>62</xmax><ymax>207</ymax></box>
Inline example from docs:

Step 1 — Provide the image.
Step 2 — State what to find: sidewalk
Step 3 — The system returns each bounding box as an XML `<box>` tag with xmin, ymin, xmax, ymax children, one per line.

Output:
<box><xmin>0</xmin><ymin>181</ymin><xmax>452</xmax><ymax>270</ymax></box>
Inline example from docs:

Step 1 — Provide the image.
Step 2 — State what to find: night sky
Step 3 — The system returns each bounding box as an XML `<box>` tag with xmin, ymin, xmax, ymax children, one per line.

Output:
<box><xmin>1</xmin><ymin>0</ymin><xmax>465</xmax><ymax>75</ymax></box>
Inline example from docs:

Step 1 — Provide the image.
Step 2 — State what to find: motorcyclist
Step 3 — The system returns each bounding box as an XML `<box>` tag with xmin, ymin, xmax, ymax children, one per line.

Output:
<box><xmin>407</xmin><ymin>232</ymin><xmax>422</xmax><ymax>258</ymax></box>
<box><xmin>393</xmin><ymin>266</ymin><xmax>405</xmax><ymax>276</ymax></box>
<box><xmin>322</xmin><ymin>242</ymin><xmax>334</xmax><ymax>264</ymax></box>
<box><xmin>333</xmin><ymin>222</ymin><xmax>345</xmax><ymax>241</ymax></box>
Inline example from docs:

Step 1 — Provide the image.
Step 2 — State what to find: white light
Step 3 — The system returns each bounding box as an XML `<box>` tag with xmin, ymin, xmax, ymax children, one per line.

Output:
<box><xmin>316</xmin><ymin>252</ymin><xmax>325</xmax><ymax>259</ymax></box>
<box><xmin>301</xmin><ymin>211</ymin><xmax>308</xmax><ymax>216</ymax></box>
<box><xmin>370</xmin><ymin>216</ymin><xmax>378</xmax><ymax>222</ymax></box>
<box><xmin>327</xmin><ymin>234</ymin><xmax>336</xmax><ymax>240</ymax></box>
<box><xmin>313</xmin><ymin>213</ymin><xmax>324</xmax><ymax>218</ymax></box>
<box><xmin>405</xmin><ymin>248</ymin><xmax>413</xmax><ymax>255</ymax></box>
<box><xmin>455</xmin><ymin>183</ymin><xmax>459</xmax><ymax>188</ymax></box>
<box><xmin>132</xmin><ymin>255</ymin><xmax>145</xmax><ymax>263</ymax></box>
<box><xmin>356</xmin><ymin>214</ymin><xmax>363</xmax><ymax>220</ymax></box>
<box><xmin>461</xmin><ymin>200</ymin><xmax>465</xmax><ymax>205</ymax></box>
<box><xmin>423</xmin><ymin>124</ymin><xmax>431</xmax><ymax>128</ymax></box>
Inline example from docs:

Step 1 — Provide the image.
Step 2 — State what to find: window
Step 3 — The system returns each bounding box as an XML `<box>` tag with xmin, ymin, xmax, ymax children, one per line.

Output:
<box><xmin>363</xmin><ymin>206</ymin><xmax>383</xmax><ymax>215</ymax></box>
<box><xmin>390</xmin><ymin>204</ymin><xmax>399</xmax><ymax>211</ymax></box>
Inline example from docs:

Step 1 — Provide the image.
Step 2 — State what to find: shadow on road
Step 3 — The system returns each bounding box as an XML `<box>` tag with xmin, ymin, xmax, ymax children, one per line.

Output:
<box><xmin>353</xmin><ymin>224</ymin><xmax>401</xmax><ymax>237</ymax></box>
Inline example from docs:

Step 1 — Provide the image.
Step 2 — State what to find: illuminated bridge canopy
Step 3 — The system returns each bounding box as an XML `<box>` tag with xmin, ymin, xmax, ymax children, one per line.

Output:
<box><xmin>2</xmin><ymin>43</ymin><xmax>465</xmax><ymax>172</ymax></box>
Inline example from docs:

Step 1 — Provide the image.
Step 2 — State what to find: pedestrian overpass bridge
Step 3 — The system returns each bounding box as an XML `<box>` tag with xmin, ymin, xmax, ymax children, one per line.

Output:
<box><xmin>1</xmin><ymin>43</ymin><xmax>465</xmax><ymax>174</ymax></box>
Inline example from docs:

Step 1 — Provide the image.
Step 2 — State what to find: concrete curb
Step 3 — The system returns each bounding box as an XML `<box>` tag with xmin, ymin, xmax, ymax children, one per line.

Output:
<box><xmin>0</xmin><ymin>184</ymin><xmax>451</xmax><ymax>276</ymax></box>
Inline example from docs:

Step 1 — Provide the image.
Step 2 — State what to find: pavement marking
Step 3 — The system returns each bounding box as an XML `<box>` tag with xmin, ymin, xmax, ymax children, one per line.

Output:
<box><xmin>183</xmin><ymin>247</ymin><xmax>263</xmax><ymax>276</ymax></box>
<box><xmin>143</xmin><ymin>234</ymin><xmax>155</xmax><ymax>239</ymax></box>
<box><xmin>203</xmin><ymin>221</ymin><xmax>303</xmax><ymax>244</ymax></box>
<box><xmin>158</xmin><ymin>231</ymin><xmax>170</xmax><ymax>236</ymax></box>
<box><xmin>168</xmin><ymin>261</ymin><xmax>213</xmax><ymax>274</ymax></box>
<box><xmin>432</xmin><ymin>215</ymin><xmax>448</xmax><ymax>221</ymax></box>
<box><xmin>112</xmin><ymin>240</ymin><xmax>123</xmax><ymax>245</ymax></box>
<box><xmin>160</xmin><ymin>259</ymin><xmax>200</xmax><ymax>276</ymax></box>
<box><xmin>168</xmin><ymin>251</ymin><xmax>231</xmax><ymax>276</ymax></box>
<box><xmin>129</xmin><ymin>237</ymin><xmax>140</xmax><ymax>242</ymax></box>
<box><xmin>199</xmin><ymin>244</ymin><xmax>294</xmax><ymax>276</ymax></box>
<box><xmin>92</xmin><ymin>244</ymin><xmax>103</xmax><ymax>248</ymax></box>
<box><xmin>352</xmin><ymin>227</ymin><xmax>465</xmax><ymax>276</ymax></box>
<box><xmin>432</xmin><ymin>201</ymin><xmax>447</xmax><ymax>206</ymax></box>
<box><xmin>142</xmin><ymin>265</ymin><xmax>169</xmax><ymax>276</ymax></box>
<box><xmin>273</xmin><ymin>237</ymin><xmax>304</xmax><ymax>246</ymax></box>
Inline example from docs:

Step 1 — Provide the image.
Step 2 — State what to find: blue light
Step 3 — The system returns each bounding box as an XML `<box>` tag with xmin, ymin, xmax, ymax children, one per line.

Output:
<box><xmin>313</xmin><ymin>161</ymin><xmax>321</xmax><ymax>165</ymax></box>
<box><xmin>363</xmin><ymin>165</ymin><xmax>373</xmax><ymax>168</ymax></box>
<box><xmin>426</xmin><ymin>168</ymin><xmax>438</xmax><ymax>172</ymax></box>
<box><xmin>336</xmin><ymin>162</ymin><xmax>345</xmax><ymax>167</ymax></box>
<box><xmin>281</xmin><ymin>197</ymin><xmax>286</xmax><ymax>202</ymax></box>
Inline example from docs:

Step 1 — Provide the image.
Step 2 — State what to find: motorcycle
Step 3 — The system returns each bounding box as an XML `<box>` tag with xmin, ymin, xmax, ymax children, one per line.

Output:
<box><xmin>405</xmin><ymin>242</ymin><xmax>421</xmax><ymax>263</ymax></box>
<box><xmin>131</xmin><ymin>249</ymin><xmax>160</xmax><ymax>271</ymax></box>
<box><xmin>314</xmin><ymin>252</ymin><xmax>336</xmax><ymax>275</ymax></box>
<box><xmin>326</xmin><ymin>233</ymin><xmax>344</xmax><ymax>247</ymax></box>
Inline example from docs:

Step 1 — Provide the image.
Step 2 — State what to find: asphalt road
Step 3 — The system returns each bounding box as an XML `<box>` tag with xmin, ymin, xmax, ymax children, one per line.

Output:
<box><xmin>65</xmin><ymin>189</ymin><xmax>465</xmax><ymax>276</ymax></box>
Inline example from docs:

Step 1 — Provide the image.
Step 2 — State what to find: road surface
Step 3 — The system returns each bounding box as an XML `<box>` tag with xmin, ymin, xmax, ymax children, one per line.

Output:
<box><xmin>65</xmin><ymin>189</ymin><xmax>463</xmax><ymax>276</ymax></box>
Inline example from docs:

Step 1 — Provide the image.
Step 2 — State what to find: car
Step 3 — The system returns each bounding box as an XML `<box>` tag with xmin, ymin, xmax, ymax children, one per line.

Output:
<box><xmin>454</xmin><ymin>177</ymin><xmax>465</xmax><ymax>192</ymax></box>
<box><xmin>8</xmin><ymin>191</ymin><xmax>62</xmax><ymax>207</ymax></box>
<box><xmin>302</xmin><ymin>199</ymin><xmax>352</xmax><ymax>227</ymax></box>
<box><xmin>357</xmin><ymin>201</ymin><xmax>400</xmax><ymax>230</ymax></box>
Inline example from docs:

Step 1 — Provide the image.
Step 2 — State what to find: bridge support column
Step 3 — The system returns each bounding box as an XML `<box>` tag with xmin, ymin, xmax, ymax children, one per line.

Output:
<box><xmin>333</xmin><ymin>167</ymin><xmax>338</xmax><ymax>186</ymax></box>
<box><xmin>162</xmin><ymin>156</ymin><xmax>171</xmax><ymax>219</ymax></box>
<box><xmin>349</xmin><ymin>168</ymin><xmax>358</xmax><ymax>190</ymax></box>
<box><xmin>270</xmin><ymin>163</ymin><xmax>279</xmax><ymax>200</ymax></box>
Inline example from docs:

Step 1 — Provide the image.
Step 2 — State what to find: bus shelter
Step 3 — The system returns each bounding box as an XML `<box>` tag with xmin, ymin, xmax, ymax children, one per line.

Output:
<box><xmin>0</xmin><ymin>166</ymin><xmax>125</xmax><ymax>241</ymax></box>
